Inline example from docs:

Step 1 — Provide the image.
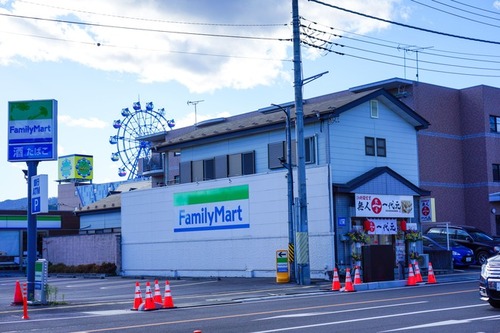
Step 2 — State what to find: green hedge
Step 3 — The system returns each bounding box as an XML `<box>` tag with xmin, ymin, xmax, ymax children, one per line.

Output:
<box><xmin>49</xmin><ymin>262</ymin><xmax>117</xmax><ymax>275</ymax></box>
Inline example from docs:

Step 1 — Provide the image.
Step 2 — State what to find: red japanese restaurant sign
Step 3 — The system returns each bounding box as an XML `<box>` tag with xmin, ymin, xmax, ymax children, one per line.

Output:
<box><xmin>355</xmin><ymin>194</ymin><xmax>414</xmax><ymax>218</ymax></box>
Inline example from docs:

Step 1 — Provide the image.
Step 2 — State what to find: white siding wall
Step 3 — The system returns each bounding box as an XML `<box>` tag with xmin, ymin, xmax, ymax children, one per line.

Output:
<box><xmin>329</xmin><ymin>98</ymin><xmax>419</xmax><ymax>184</ymax></box>
<box><xmin>121</xmin><ymin>166</ymin><xmax>333</xmax><ymax>278</ymax></box>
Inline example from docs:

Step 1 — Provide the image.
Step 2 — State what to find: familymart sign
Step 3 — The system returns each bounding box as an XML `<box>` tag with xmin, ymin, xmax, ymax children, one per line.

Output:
<box><xmin>173</xmin><ymin>185</ymin><xmax>250</xmax><ymax>232</ymax></box>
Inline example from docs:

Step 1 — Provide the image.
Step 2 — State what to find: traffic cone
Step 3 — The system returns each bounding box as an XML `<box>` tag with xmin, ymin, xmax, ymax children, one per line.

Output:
<box><xmin>141</xmin><ymin>282</ymin><xmax>157</xmax><ymax>311</ymax></box>
<box><xmin>406</xmin><ymin>264</ymin><xmax>416</xmax><ymax>286</ymax></box>
<box><xmin>331</xmin><ymin>268</ymin><xmax>341</xmax><ymax>291</ymax></box>
<box><xmin>153</xmin><ymin>280</ymin><xmax>163</xmax><ymax>304</ymax></box>
<box><xmin>343</xmin><ymin>268</ymin><xmax>355</xmax><ymax>292</ymax></box>
<box><xmin>11</xmin><ymin>280</ymin><xmax>23</xmax><ymax>306</ymax></box>
<box><xmin>163</xmin><ymin>280</ymin><xmax>175</xmax><ymax>309</ymax></box>
<box><xmin>131</xmin><ymin>282</ymin><xmax>143</xmax><ymax>311</ymax></box>
<box><xmin>21</xmin><ymin>282</ymin><xmax>29</xmax><ymax>320</ymax></box>
<box><xmin>414</xmin><ymin>262</ymin><xmax>423</xmax><ymax>283</ymax></box>
<box><xmin>353</xmin><ymin>266</ymin><xmax>362</xmax><ymax>285</ymax></box>
<box><xmin>427</xmin><ymin>262</ymin><xmax>437</xmax><ymax>284</ymax></box>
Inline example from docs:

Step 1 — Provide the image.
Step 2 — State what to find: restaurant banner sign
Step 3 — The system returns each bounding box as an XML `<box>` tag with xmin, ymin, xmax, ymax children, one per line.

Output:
<box><xmin>355</xmin><ymin>194</ymin><xmax>414</xmax><ymax>218</ymax></box>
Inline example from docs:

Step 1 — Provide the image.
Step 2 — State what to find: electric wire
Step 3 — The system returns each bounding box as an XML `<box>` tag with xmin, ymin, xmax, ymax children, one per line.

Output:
<box><xmin>308</xmin><ymin>0</ymin><xmax>500</xmax><ymax>45</ymax></box>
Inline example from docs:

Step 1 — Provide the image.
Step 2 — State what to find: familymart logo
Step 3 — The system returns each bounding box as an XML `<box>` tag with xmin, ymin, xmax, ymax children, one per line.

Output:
<box><xmin>173</xmin><ymin>185</ymin><xmax>250</xmax><ymax>232</ymax></box>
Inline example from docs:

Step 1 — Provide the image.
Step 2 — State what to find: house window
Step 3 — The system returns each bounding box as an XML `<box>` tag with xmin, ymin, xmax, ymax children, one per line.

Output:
<box><xmin>370</xmin><ymin>100</ymin><xmax>379</xmax><ymax>118</ymax></box>
<box><xmin>229</xmin><ymin>151</ymin><xmax>255</xmax><ymax>176</ymax></box>
<box><xmin>376</xmin><ymin>138</ymin><xmax>386</xmax><ymax>157</ymax></box>
<box><xmin>291</xmin><ymin>137</ymin><xmax>316</xmax><ymax>165</ymax></box>
<box><xmin>268</xmin><ymin>142</ymin><xmax>285</xmax><ymax>169</ymax></box>
<box><xmin>305</xmin><ymin>136</ymin><xmax>316</xmax><ymax>163</ymax></box>
<box><xmin>494</xmin><ymin>164</ymin><xmax>500</xmax><ymax>182</ymax></box>
<box><xmin>365</xmin><ymin>137</ymin><xmax>386</xmax><ymax>157</ymax></box>
<box><xmin>490</xmin><ymin>116</ymin><xmax>500</xmax><ymax>133</ymax></box>
<box><xmin>365</xmin><ymin>137</ymin><xmax>375</xmax><ymax>156</ymax></box>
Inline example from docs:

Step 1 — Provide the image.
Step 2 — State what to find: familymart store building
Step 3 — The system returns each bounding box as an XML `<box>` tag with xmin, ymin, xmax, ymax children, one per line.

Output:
<box><xmin>120</xmin><ymin>166</ymin><xmax>335</xmax><ymax>279</ymax></box>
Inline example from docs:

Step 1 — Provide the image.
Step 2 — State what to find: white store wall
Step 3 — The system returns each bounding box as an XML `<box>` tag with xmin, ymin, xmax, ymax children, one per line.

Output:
<box><xmin>120</xmin><ymin>166</ymin><xmax>334</xmax><ymax>279</ymax></box>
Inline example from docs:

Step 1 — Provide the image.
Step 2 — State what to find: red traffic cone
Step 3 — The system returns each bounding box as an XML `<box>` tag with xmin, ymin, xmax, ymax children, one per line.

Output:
<box><xmin>414</xmin><ymin>262</ymin><xmax>423</xmax><ymax>283</ymax></box>
<box><xmin>153</xmin><ymin>280</ymin><xmax>163</xmax><ymax>304</ymax></box>
<box><xmin>131</xmin><ymin>282</ymin><xmax>143</xmax><ymax>311</ymax></box>
<box><xmin>406</xmin><ymin>264</ymin><xmax>416</xmax><ymax>286</ymax></box>
<box><xmin>353</xmin><ymin>266</ymin><xmax>362</xmax><ymax>285</ymax></box>
<box><xmin>343</xmin><ymin>268</ymin><xmax>355</xmax><ymax>292</ymax></box>
<box><xmin>163</xmin><ymin>280</ymin><xmax>175</xmax><ymax>309</ymax></box>
<box><xmin>21</xmin><ymin>282</ymin><xmax>29</xmax><ymax>320</ymax></box>
<box><xmin>11</xmin><ymin>280</ymin><xmax>23</xmax><ymax>306</ymax></box>
<box><xmin>141</xmin><ymin>282</ymin><xmax>157</xmax><ymax>311</ymax></box>
<box><xmin>331</xmin><ymin>268</ymin><xmax>341</xmax><ymax>291</ymax></box>
<box><xmin>427</xmin><ymin>262</ymin><xmax>437</xmax><ymax>284</ymax></box>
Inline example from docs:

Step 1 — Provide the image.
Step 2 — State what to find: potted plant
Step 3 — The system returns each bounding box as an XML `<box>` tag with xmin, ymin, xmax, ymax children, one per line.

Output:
<box><xmin>346</xmin><ymin>230</ymin><xmax>369</xmax><ymax>244</ymax></box>
<box><xmin>404</xmin><ymin>230</ymin><xmax>422</xmax><ymax>242</ymax></box>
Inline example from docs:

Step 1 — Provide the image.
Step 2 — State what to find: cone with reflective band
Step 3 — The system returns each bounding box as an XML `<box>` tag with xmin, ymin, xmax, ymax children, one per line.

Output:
<box><xmin>406</xmin><ymin>264</ymin><xmax>416</xmax><ymax>286</ymax></box>
<box><xmin>153</xmin><ymin>280</ymin><xmax>163</xmax><ymax>304</ymax></box>
<box><xmin>343</xmin><ymin>268</ymin><xmax>355</xmax><ymax>292</ymax></box>
<box><xmin>427</xmin><ymin>262</ymin><xmax>437</xmax><ymax>284</ymax></box>
<box><xmin>353</xmin><ymin>266</ymin><xmax>362</xmax><ymax>285</ymax></box>
<box><xmin>142</xmin><ymin>282</ymin><xmax>156</xmax><ymax>311</ymax></box>
<box><xmin>163</xmin><ymin>280</ymin><xmax>175</xmax><ymax>308</ymax></box>
<box><xmin>11</xmin><ymin>280</ymin><xmax>23</xmax><ymax>306</ymax></box>
<box><xmin>21</xmin><ymin>282</ymin><xmax>29</xmax><ymax>320</ymax></box>
<box><xmin>414</xmin><ymin>262</ymin><xmax>423</xmax><ymax>283</ymax></box>
<box><xmin>131</xmin><ymin>282</ymin><xmax>143</xmax><ymax>311</ymax></box>
<box><xmin>331</xmin><ymin>267</ymin><xmax>341</xmax><ymax>291</ymax></box>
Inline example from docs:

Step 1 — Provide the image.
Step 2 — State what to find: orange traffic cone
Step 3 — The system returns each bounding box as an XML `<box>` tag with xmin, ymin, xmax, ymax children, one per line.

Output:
<box><xmin>153</xmin><ymin>280</ymin><xmax>163</xmax><ymax>304</ymax></box>
<box><xmin>343</xmin><ymin>268</ymin><xmax>355</xmax><ymax>292</ymax></box>
<box><xmin>353</xmin><ymin>266</ymin><xmax>362</xmax><ymax>285</ymax></box>
<box><xmin>131</xmin><ymin>282</ymin><xmax>143</xmax><ymax>311</ymax></box>
<box><xmin>141</xmin><ymin>282</ymin><xmax>157</xmax><ymax>311</ymax></box>
<box><xmin>406</xmin><ymin>264</ymin><xmax>416</xmax><ymax>286</ymax></box>
<box><xmin>427</xmin><ymin>262</ymin><xmax>437</xmax><ymax>284</ymax></box>
<box><xmin>331</xmin><ymin>268</ymin><xmax>341</xmax><ymax>291</ymax></box>
<box><xmin>163</xmin><ymin>280</ymin><xmax>175</xmax><ymax>308</ymax></box>
<box><xmin>414</xmin><ymin>262</ymin><xmax>423</xmax><ymax>283</ymax></box>
<box><xmin>11</xmin><ymin>280</ymin><xmax>23</xmax><ymax>306</ymax></box>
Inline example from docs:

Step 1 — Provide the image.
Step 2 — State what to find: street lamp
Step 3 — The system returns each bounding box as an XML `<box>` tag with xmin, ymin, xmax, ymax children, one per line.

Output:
<box><xmin>271</xmin><ymin>103</ymin><xmax>296</xmax><ymax>283</ymax></box>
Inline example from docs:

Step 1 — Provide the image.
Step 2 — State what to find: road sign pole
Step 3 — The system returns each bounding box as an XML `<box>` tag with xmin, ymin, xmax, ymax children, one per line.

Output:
<box><xmin>26</xmin><ymin>160</ymin><xmax>38</xmax><ymax>300</ymax></box>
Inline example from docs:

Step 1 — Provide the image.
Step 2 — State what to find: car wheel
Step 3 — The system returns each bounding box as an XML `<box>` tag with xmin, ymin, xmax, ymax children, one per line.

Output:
<box><xmin>477</xmin><ymin>251</ymin><xmax>489</xmax><ymax>265</ymax></box>
<box><xmin>488</xmin><ymin>299</ymin><xmax>500</xmax><ymax>308</ymax></box>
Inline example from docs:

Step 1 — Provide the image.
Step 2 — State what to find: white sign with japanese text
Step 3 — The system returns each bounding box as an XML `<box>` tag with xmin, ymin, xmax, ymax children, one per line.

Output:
<box><xmin>364</xmin><ymin>218</ymin><xmax>398</xmax><ymax>235</ymax></box>
<box><xmin>355</xmin><ymin>194</ymin><xmax>414</xmax><ymax>218</ymax></box>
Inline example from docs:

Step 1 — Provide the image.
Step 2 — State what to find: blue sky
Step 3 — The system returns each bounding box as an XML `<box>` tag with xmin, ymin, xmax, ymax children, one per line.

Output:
<box><xmin>1</xmin><ymin>0</ymin><xmax>500</xmax><ymax>201</ymax></box>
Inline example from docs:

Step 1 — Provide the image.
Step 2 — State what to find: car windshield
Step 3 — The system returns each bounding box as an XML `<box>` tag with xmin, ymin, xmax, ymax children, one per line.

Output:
<box><xmin>470</xmin><ymin>231</ymin><xmax>493</xmax><ymax>242</ymax></box>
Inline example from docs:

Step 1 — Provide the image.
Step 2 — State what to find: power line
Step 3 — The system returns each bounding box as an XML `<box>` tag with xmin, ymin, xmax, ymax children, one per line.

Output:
<box><xmin>308</xmin><ymin>0</ymin><xmax>500</xmax><ymax>45</ymax></box>
<box><xmin>410</xmin><ymin>0</ymin><xmax>500</xmax><ymax>28</ymax></box>
<box><xmin>301</xmin><ymin>40</ymin><xmax>500</xmax><ymax>78</ymax></box>
<box><xmin>0</xmin><ymin>12</ymin><xmax>291</xmax><ymax>42</ymax></box>
<box><xmin>16</xmin><ymin>0</ymin><xmax>289</xmax><ymax>28</ymax></box>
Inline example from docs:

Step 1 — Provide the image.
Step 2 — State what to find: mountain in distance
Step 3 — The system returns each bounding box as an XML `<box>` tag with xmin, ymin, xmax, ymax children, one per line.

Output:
<box><xmin>0</xmin><ymin>197</ymin><xmax>58</xmax><ymax>211</ymax></box>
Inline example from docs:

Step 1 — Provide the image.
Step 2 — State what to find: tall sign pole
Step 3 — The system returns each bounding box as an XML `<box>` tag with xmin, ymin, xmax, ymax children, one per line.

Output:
<box><xmin>8</xmin><ymin>99</ymin><xmax>57</xmax><ymax>299</ymax></box>
<box><xmin>292</xmin><ymin>0</ymin><xmax>310</xmax><ymax>285</ymax></box>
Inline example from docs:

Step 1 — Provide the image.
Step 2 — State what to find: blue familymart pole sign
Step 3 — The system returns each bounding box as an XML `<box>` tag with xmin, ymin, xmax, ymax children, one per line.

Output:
<box><xmin>8</xmin><ymin>99</ymin><xmax>58</xmax><ymax>162</ymax></box>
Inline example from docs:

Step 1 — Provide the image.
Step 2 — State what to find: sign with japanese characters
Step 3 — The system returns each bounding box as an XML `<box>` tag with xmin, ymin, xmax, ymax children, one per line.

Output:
<box><xmin>7</xmin><ymin>99</ymin><xmax>58</xmax><ymax>162</ymax></box>
<box><xmin>364</xmin><ymin>218</ymin><xmax>398</xmax><ymax>235</ymax></box>
<box><xmin>355</xmin><ymin>194</ymin><xmax>414</xmax><ymax>218</ymax></box>
<box><xmin>420</xmin><ymin>197</ymin><xmax>436</xmax><ymax>222</ymax></box>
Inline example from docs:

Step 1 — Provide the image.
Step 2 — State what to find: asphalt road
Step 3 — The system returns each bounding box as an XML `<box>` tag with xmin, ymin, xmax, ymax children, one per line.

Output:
<box><xmin>0</xmin><ymin>267</ymin><xmax>495</xmax><ymax>333</ymax></box>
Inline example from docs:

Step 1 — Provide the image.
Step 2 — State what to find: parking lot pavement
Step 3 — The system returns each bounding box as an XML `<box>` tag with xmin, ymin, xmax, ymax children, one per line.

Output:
<box><xmin>0</xmin><ymin>266</ymin><xmax>480</xmax><ymax>312</ymax></box>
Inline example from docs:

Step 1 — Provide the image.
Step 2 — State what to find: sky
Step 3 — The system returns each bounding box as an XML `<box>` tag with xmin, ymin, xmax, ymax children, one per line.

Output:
<box><xmin>1</xmin><ymin>0</ymin><xmax>500</xmax><ymax>201</ymax></box>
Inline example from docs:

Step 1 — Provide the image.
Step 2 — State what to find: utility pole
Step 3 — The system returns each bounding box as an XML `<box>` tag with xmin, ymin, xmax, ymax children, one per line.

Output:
<box><xmin>187</xmin><ymin>100</ymin><xmax>204</xmax><ymax>126</ymax></box>
<box><xmin>292</xmin><ymin>0</ymin><xmax>310</xmax><ymax>285</ymax></box>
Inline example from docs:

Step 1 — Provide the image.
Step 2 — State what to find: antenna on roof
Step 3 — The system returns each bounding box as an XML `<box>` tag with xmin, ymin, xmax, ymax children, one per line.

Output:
<box><xmin>397</xmin><ymin>45</ymin><xmax>433</xmax><ymax>82</ymax></box>
<box><xmin>187</xmin><ymin>100</ymin><xmax>204</xmax><ymax>126</ymax></box>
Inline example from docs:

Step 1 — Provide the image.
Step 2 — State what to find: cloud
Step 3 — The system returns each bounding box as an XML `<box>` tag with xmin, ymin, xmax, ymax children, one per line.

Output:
<box><xmin>59</xmin><ymin>114</ymin><xmax>107</xmax><ymax>128</ymax></box>
<box><xmin>0</xmin><ymin>0</ymin><xmax>400</xmax><ymax>92</ymax></box>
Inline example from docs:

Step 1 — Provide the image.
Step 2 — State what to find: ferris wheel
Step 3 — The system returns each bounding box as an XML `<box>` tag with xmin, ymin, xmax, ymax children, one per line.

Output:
<box><xmin>109</xmin><ymin>101</ymin><xmax>175</xmax><ymax>179</ymax></box>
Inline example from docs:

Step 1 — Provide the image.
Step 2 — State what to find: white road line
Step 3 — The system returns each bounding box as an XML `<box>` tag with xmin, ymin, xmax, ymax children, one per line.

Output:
<box><xmin>250</xmin><ymin>303</ymin><xmax>488</xmax><ymax>333</ymax></box>
<box><xmin>256</xmin><ymin>301</ymin><xmax>428</xmax><ymax>320</ymax></box>
<box><xmin>380</xmin><ymin>315</ymin><xmax>500</xmax><ymax>332</ymax></box>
